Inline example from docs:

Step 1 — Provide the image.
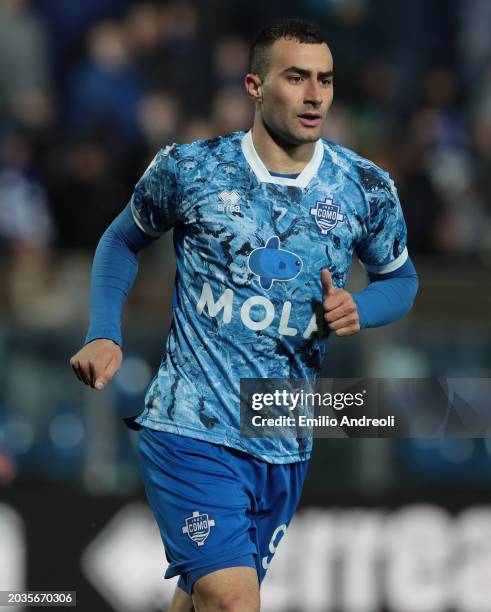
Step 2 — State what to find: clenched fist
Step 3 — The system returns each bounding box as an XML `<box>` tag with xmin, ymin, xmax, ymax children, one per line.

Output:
<box><xmin>70</xmin><ymin>339</ymin><xmax>122</xmax><ymax>390</ymax></box>
<box><xmin>321</xmin><ymin>268</ymin><xmax>360</xmax><ymax>337</ymax></box>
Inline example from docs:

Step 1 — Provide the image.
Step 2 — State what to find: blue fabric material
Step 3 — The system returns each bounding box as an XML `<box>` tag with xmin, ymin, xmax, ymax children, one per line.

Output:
<box><xmin>83</xmin><ymin>132</ymin><xmax>414</xmax><ymax>463</ymax></box>
<box><xmin>177</xmin><ymin>555</ymin><xmax>257</xmax><ymax>594</ymax></box>
<box><xmin>130</xmin><ymin>132</ymin><xmax>410</xmax><ymax>463</ymax></box>
<box><xmin>137</xmin><ymin>427</ymin><xmax>309</xmax><ymax>594</ymax></box>
<box><xmin>352</xmin><ymin>257</ymin><xmax>419</xmax><ymax>329</ymax></box>
<box><xmin>85</xmin><ymin>203</ymin><xmax>156</xmax><ymax>347</ymax></box>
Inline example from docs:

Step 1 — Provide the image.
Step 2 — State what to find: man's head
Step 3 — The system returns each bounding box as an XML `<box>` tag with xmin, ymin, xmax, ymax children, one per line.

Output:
<box><xmin>245</xmin><ymin>19</ymin><xmax>334</xmax><ymax>146</ymax></box>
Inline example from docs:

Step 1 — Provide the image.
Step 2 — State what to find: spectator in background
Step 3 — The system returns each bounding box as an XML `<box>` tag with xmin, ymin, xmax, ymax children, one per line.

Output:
<box><xmin>385</xmin><ymin>137</ymin><xmax>445</xmax><ymax>256</ymax></box>
<box><xmin>412</xmin><ymin>67</ymin><xmax>485</xmax><ymax>255</ymax></box>
<box><xmin>125</xmin><ymin>2</ymin><xmax>164</xmax><ymax>89</ymax></box>
<box><xmin>457</xmin><ymin>0</ymin><xmax>491</xmax><ymax>87</ymax></box>
<box><xmin>129</xmin><ymin>89</ymin><xmax>182</xmax><ymax>185</ymax></box>
<box><xmin>157</xmin><ymin>1</ymin><xmax>209</xmax><ymax>115</ymax></box>
<box><xmin>180</xmin><ymin>117</ymin><xmax>215</xmax><ymax>143</ymax></box>
<box><xmin>321</xmin><ymin>103</ymin><xmax>358</xmax><ymax>150</ymax></box>
<box><xmin>212</xmin><ymin>35</ymin><xmax>250</xmax><ymax>88</ymax></box>
<box><xmin>137</xmin><ymin>90</ymin><xmax>180</xmax><ymax>153</ymax></box>
<box><xmin>43</xmin><ymin>138</ymin><xmax>126</xmax><ymax>250</ymax></box>
<box><xmin>0</xmin><ymin>0</ymin><xmax>51</xmax><ymax>127</ymax></box>
<box><xmin>353</xmin><ymin>60</ymin><xmax>399</xmax><ymax>158</ymax></box>
<box><xmin>210</xmin><ymin>85</ymin><xmax>252</xmax><ymax>135</ymax></box>
<box><xmin>0</xmin><ymin>131</ymin><xmax>53</xmax><ymax>248</ymax></box>
<box><xmin>0</xmin><ymin>0</ymin><xmax>489</xmax><ymax>284</ymax></box>
<box><xmin>32</xmin><ymin>0</ymin><xmax>127</xmax><ymax>78</ymax></box>
<box><xmin>418</xmin><ymin>67</ymin><xmax>466</xmax><ymax>149</ymax></box>
<box><xmin>66</xmin><ymin>20</ymin><xmax>143</xmax><ymax>153</ymax></box>
<box><xmin>0</xmin><ymin>130</ymin><xmax>57</xmax><ymax>322</ymax></box>
<box><xmin>125</xmin><ymin>2</ymin><xmax>206</xmax><ymax>155</ymax></box>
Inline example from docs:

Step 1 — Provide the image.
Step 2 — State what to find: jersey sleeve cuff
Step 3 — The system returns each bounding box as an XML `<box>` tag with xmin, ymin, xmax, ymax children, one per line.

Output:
<box><xmin>85</xmin><ymin>331</ymin><xmax>122</xmax><ymax>347</ymax></box>
<box><xmin>130</xmin><ymin>197</ymin><xmax>163</xmax><ymax>238</ymax></box>
<box><xmin>360</xmin><ymin>246</ymin><xmax>408</xmax><ymax>275</ymax></box>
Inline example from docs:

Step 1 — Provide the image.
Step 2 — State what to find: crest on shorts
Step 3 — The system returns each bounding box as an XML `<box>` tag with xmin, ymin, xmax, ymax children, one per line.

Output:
<box><xmin>182</xmin><ymin>510</ymin><xmax>216</xmax><ymax>546</ymax></box>
<box><xmin>310</xmin><ymin>197</ymin><xmax>344</xmax><ymax>235</ymax></box>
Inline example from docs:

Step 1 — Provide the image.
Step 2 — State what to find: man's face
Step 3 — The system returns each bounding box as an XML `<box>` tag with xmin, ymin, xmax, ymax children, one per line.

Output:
<box><xmin>258</xmin><ymin>38</ymin><xmax>334</xmax><ymax>145</ymax></box>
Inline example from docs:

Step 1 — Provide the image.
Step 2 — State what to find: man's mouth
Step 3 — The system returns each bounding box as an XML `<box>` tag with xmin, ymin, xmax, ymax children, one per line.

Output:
<box><xmin>297</xmin><ymin>113</ymin><xmax>322</xmax><ymax>127</ymax></box>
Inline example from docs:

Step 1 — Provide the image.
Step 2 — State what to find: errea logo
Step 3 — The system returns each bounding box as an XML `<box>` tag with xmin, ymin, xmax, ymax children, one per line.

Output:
<box><xmin>217</xmin><ymin>190</ymin><xmax>241</xmax><ymax>212</ymax></box>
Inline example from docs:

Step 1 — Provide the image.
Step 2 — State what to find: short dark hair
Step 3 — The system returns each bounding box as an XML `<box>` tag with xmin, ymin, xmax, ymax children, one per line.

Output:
<box><xmin>249</xmin><ymin>18</ymin><xmax>326</xmax><ymax>80</ymax></box>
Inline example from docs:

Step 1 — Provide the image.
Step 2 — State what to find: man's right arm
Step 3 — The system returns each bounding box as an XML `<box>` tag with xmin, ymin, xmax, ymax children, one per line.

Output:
<box><xmin>70</xmin><ymin>203</ymin><xmax>157</xmax><ymax>389</ymax></box>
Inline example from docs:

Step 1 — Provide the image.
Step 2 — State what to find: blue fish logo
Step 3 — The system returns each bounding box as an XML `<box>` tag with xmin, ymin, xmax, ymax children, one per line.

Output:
<box><xmin>248</xmin><ymin>236</ymin><xmax>303</xmax><ymax>290</ymax></box>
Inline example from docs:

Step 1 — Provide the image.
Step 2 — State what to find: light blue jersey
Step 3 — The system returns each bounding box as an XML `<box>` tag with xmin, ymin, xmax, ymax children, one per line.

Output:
<box><xmin>131</xmin><ymin>130</ymin><xmax>408</xmax><ymax>463</ymax></box>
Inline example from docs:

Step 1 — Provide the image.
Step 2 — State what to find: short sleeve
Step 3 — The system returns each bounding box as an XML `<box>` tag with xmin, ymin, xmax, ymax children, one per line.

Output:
<box><xmin>130</xmin><ymin>144</ymin><xmax>179</xmax><ymax>236</ymax></box>
<box><xmin>355</xmin><ymin>173</ymin><xmax>408</xmax><ymax>274</ymax></box>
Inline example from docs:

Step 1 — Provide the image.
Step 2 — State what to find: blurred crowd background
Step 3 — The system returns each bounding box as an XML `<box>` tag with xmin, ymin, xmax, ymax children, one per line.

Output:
<box><xmin>0</xmin><ymin>0</ymin><xmax>491</xmax><ymax>609</ymax></box>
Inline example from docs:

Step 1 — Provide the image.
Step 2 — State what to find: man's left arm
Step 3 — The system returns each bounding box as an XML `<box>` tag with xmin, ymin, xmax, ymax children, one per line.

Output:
<box><xmin>321</xmin><ymin>259</ymin><xmax>418</xmax><ymax>336</ymax></box>
<box><xmin>323</xmin><ymin>168</ymin><xmax>418</xmax><ymax>335</ymax></box>
<box><xmin>352</xmin><ymin>257</ymin><xmax>418</xmax><ymax>328</ymax></box>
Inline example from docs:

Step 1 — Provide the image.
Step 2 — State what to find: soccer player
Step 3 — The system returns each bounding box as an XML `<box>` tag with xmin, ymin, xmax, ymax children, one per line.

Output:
<box><xmin>70</xmin><ymin>19</ymin><xmax>418</xmax><ymax>612</ymax></box>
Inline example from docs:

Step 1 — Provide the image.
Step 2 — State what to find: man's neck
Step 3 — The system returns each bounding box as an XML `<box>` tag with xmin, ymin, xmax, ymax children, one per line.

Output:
<box><xmin>251</xmin><ymin>115</ymin><xmax>317</xmax><ymax>174</ymax></box>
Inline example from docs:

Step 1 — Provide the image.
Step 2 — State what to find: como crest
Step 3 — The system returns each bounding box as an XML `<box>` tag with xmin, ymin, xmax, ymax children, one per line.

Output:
<box><xmin>310</xmin><ymin>197</ymin><xmax>344</xmax><ymax>235</ymax></box>
<box><xmin>182</xmin><ymin>510</ymin><xmax>216</xmax><ymax>546</ymax></box>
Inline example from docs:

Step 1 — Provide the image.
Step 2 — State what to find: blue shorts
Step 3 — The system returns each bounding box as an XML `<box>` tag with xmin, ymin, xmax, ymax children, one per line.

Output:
<box><xmin>137</xmin><ymin>427</ymin><xmax>309</xmax><ymax>595</ymax></box>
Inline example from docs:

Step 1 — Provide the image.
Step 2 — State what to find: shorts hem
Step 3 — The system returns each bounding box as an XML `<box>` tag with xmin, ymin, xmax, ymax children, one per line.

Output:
<box><xmin>176</xmin><ymin>554</ymin><xmax>257</xmax><ymax>595</ymax></box>
<box><xmin>164</xmin><ymin>543</ymin><xmax>257</xmax><ymax>580</ymax></box>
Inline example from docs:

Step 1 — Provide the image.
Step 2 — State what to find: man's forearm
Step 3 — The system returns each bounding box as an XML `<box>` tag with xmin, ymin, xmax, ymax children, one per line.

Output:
<box><xmin>85</xmin><ymin>204</ymin><xmax>157</xmax><ymax>346</ymax></box>
<box><xmin>352</xmin><ymin>257</ymin><xmax>419</xmax><ymax>329</ymax></box>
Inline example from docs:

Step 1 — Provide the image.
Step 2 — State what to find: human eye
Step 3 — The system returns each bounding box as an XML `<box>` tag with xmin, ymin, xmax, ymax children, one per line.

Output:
<box><xmin>321</xmin><ymin>77</ymin><xmax>333</xmax><ymax>87</ymax></box>
<box><xmin>287</xmin><ymin>75</ymin><xmax>303</xmax><ymax>84</ymax></box>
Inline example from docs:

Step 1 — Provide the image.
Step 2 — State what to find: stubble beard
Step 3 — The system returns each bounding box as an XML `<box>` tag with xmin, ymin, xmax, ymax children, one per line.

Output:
<box><xmin>262</xmin><ymin>112</ymin><xmax>321</xmax><ymax>148</ymax></box>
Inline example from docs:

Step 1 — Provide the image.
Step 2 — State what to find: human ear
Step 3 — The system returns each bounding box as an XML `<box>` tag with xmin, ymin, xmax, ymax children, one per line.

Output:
<box><xmin>244</xmin><ymin>73</ymin><xmax>263</xmax><ymax>102</ymax></box>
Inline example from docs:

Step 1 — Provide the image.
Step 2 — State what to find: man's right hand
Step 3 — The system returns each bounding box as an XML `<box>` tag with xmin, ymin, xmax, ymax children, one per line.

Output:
<box><xmin>70</xmin><ymin>339</ymin><xmax>123</xmax><ymax>390</ymax></box>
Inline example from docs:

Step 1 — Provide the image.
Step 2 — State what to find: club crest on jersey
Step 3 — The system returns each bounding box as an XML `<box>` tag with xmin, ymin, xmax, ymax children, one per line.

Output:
<box><xmin>248</xmin><ymin>235</ymin><xmax>303</xmax><ymax>290</ymax></box>
<box><xmin>310</xmin><ymin>197</ymin><xmax>344</xmax><ymax>235</ymax></box>
<box><xmin>182</xmin><ymin>511</ymin><xmax>216</xmax><ymax>546</ymax></box>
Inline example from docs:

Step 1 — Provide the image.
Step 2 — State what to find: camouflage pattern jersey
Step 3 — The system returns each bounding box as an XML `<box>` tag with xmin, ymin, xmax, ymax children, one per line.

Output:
<box><xmin>131</xmin><ymin>130</ymin><xmax>408</xmax><ymax>464</ymax></box>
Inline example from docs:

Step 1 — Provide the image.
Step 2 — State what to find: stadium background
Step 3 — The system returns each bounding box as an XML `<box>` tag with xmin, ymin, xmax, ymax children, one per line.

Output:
<box><xmin>0</xmin><ymin>0</ymin><xmax>490</xmax><ymax>610</ymax></box>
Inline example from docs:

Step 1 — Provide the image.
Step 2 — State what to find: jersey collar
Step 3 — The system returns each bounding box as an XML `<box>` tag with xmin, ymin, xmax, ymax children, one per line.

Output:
<box><xmin>241</xmin><ymin>130</ymin><xmax>324</xmax><ymax>188</ymax></box>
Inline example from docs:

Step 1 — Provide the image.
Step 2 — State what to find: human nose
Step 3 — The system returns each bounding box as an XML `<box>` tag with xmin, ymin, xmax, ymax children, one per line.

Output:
<box><xmin>304</xmin><ymin>78</ymin><xmax>322</xmax><ymax>106</ymax></box>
